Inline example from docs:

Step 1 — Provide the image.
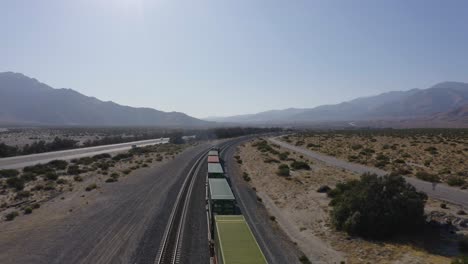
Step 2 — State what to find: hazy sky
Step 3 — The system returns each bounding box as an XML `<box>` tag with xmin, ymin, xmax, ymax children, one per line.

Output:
<box><xmin>1</xmin><ymin>0</ymin><xmax>468</xmax><ymax>118</ymax></box>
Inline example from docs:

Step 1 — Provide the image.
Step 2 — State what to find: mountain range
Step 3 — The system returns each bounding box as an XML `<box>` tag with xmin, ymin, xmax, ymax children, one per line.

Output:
<box><xmin>1</xmin><ymin>72</ymin><xmax>467</xmax><ymax>128</ymax></box>
<box><xmin>206</xmin><ymin>82</ymin><xmax>468</xmax><ymax>127</ymax></box>
<box><xmin>0</xmin><ymin>72</ymin><xmax>209</xmax><ymax>127</ymax></box>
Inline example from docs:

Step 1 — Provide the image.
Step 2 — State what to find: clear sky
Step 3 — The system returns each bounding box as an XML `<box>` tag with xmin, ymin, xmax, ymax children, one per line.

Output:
<box><xmin>1</xmin><ymin>0</ymin><xmax>468</xmax><ymax>118</ymax></box>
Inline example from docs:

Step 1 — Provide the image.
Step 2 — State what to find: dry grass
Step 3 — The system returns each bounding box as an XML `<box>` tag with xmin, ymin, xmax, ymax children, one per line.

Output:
<box><xmin>238</xmin><ymin>138</ymin><xmax>458</xmax><ymax>263</ymax></box>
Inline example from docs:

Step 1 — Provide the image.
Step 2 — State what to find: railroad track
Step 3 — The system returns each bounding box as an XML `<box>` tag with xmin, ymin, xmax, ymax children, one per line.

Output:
<box><xmin>154</xmin><ymin>140</ymin><xmax>238</xmax><ymax>264</ymax></box>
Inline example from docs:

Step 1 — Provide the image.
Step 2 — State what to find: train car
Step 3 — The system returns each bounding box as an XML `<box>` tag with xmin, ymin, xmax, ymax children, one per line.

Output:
<box><xmin>208</xmin><ymin>150</ymin><xmax>219</xmax><ymax>156</ymax></box>
<box><xmin>208</xmin><ymin>155</ymin><xmax>220</xmax><ymax>163</ymax></box>
<box><xmin>208</xmin><ymin>162</ymin><xmax>224</xmax><ymax>178</ymax></box>
<box><xmin>208</xmin><ymin>178</ymin><xmax>236</xmax><ymax>215</ymax></box>
<box><xmin>214</xmin><ymin>215</ymin><xmax>268</xmax><ymax>264</ymax></box>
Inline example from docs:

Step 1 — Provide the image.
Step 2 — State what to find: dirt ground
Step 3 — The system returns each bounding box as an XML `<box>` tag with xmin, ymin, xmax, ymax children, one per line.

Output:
<box><xmin>286</xmin><ymin>131</ymin><xmax>468</xmax><ymax>187</ymax></box>
<box><xmin>237</xmin><ymin>138</ymin><xmax>466</xmax><ymax>264</ymax></box>
<box><xmin>0</xmin><ymin>143</ymin><xmax>189</xmax><ymax>222</ymax></box>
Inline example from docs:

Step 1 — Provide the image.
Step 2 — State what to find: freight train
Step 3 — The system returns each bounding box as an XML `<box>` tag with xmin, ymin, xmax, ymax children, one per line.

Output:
<box><xmin>206</xmin><ymin>148</ymin><xmax>267</xmax><ymax>264</ymax></box>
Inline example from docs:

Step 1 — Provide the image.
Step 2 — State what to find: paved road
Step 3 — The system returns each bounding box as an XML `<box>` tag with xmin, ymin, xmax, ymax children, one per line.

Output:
<box><xmin>0</xmin><ymin>143</ymin><xmax>207</xmax><ymax>264</ymax></box>
<box><xmin>270</xmin><ymin>137</ymin><xmax>468</xmax><ymax>209</ymax></box>
<box><xmin>0</xmin><ymin>138</ymin><xmax>169</xmax><ymax>169</ymax></box>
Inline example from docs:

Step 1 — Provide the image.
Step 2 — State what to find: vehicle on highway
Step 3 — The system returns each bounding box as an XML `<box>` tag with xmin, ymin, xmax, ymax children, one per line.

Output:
<box><xmin>206</xmin><ymin>148</ymin><xmax>267</xmax><ymax>264</ymax></box>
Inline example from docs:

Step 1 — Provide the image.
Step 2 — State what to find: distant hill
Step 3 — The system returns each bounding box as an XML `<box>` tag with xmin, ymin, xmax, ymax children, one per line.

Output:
<box><xmin>0</xmin><ymin>72</ymin><xmax>211</xmax><ymax>127</ymax></box>
<box><xmin>207</xmin><ymin>82</ymin><xmax>468</xmax><ymax>126</ymax></box>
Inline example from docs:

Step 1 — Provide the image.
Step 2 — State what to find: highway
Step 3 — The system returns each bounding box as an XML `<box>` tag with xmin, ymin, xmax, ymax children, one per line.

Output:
<box><xmin>269</xmin><ymin>137</ymin><xmax>468</xmax><ymax>209</ymax></box>
<box><xmin>0</xmin><ymin>138</ymin><xmax>169</xmax><ymax>169</ymax></box>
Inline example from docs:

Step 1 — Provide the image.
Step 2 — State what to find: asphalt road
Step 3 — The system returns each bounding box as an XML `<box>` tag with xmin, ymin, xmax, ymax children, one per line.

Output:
<box><xmin>0</xmin><ymin>138</ymin><xmax>169</xmax><ymax>169</ymax></box>
<box><xmin>0</xmin><ymin>143</ymin><xmax>208</xmax><ymax>264</ymax></box>
<box><xmin>270</xmin><ymin>137</ymin><xmax>468</xmax><ymax>209</ymax></box>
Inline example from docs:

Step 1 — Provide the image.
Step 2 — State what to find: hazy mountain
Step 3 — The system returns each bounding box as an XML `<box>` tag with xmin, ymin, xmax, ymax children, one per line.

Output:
<box><xmin>207</xmin><ymin>82</ymin><xmax>468</xmax><ymax>125</ymax></box>
<box><xmin>0</xmin><ymin>72</ymin><xmax>210</xmax><ymax>127</ymax></box>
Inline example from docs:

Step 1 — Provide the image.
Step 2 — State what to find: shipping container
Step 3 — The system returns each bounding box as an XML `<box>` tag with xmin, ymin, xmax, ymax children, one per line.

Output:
<box><xmin>208</xmin><ymin>156</ymin><xmax>220</xmax><ymax>163</ymax></box>
<box><xmin>208</xmin><ymin>163</ymin><xmax>224</xmax><ymax>178</ymax></box>
<box><xmin>209</xmin><ymin>150</ymin><xmax>219</xmax><ymax>156</ymax></box>
<box><xmin>208</xmin><ymin>178</ymin><xmax>236</xmax><ymax>215</ymax></box>
<box><xmin>214</xmin><ymin>215</ymin><xmax>268</xmax><ymax>264</ymax></box>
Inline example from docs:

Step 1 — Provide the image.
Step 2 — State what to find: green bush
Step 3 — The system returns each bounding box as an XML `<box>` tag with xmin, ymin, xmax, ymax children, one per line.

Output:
<box><xmin>23</xmin><ymin>164</ymin><xmax>54</xmax><ymax>175</ymax></box>
<box><xmin>291</xmin><ymin>161</ymin><xmax>311</xmax><ymax>170</ymax></box>
<box><xmin>92</xmin><ymin>153</ymin><xmax>111</xmax><ymax>160</ymax></box>
<box><xmin>85</xmin><ymin>183</ymin><xmax>97</xmax><ymax>191</ymax></box>
<box><xmin>21</xmin><ymin>172</ymin><xmax>37</xmax><ymax>182</ymax></box>
<box><xmin>73</xmin><ymin>175</ymin><xmax>83</xmax><ymax>182</ymax></box>
<box><xmin>45</xmin><ymin>172</ymin><xmax>58</xmax><ymax>181</ymax></box>
<box><xmin>47</xmin><ymin>160</ymin><xmax>68</xmax><ymax>170</ymax></box>
<box><xmin>105</xmin><ymin>178</ymin><xmax>117</xmax><ymax>183</ymax></box>
<box><xmin>329</xmin><ymin>173</ymin><xmax>427</xmax><ymax>239</ymax></box>
<box><xmin>67</xmin><ymin>165</ymin><xmax>82</xmax><ymax>175</ymax></box>
<box><xmin>24</xmin><ymin>207</ymin><xmax>33</xmax><ymax>214</ymax></box>
<box><xmin>44</xmin><ymin>182</ymin><xmax>56</xmax><ymax>190</ymax></box>
<box><xmin>15</xmin><ymin>191</ymin><xmax>31</xmax><ymax>199</ymax></box>
<box><xmin>299</xmin><ymin>255</ymin><xmax>312</xmax><ymax>264</ymax></box>
<box><xmin>243</xmin><ymin>172</ymin><xmax>251</xmax><ymax>182</ymax></box>
<box><xmin>277</xmin><ymin>164</ymin><xmax>290</xmax><ymax>177</ymax></box>
<box><xmin>0</xmin><ymin>169</ymin><xmax>19</xmax><ymax>178</ymax></box>
<box><xmin>6</xmin><ymin>177</ymin><xmax>25</xmax><ymax>191</ymax></box>
<box><xmin>415</xmin><ymin>171</ymin><xmax>440</xmax><ymax>183</ymax></box>
<box><xmin>5</xmin><ymin>211</ymin><xmax>19</xmax><ymax>221</ymax></box>
<box><xmin>278</xmin><ymin>152</ymin><xmax>290</xmax><ymax>161</ymax></box>
<box><xmin>447</xmin><ymin>177</ymin><xmax>466</xmax><ymax>187</ymax></box>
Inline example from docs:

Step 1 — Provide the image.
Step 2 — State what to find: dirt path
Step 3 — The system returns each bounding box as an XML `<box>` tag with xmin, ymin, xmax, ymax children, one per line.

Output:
<box><xmin>269</xmin><ymin>137</ymin><xmax>468</xmax><ymax>209</ymax></box>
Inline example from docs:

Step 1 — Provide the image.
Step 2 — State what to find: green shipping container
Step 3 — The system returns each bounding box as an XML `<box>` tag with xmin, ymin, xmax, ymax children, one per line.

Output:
<box><xmin>208</xmin><ymin>163</ymin><xmax>224</xmax><ymax>178</ymax></box>
<box><xmin>214</xmin><ymin>215</ymin><xmax>268</xmax><ymax>264</ymax></box>
<box><xmin>209</xmin><ymin>178</ymin><xmax>236</xmax><ymax>215</ymax></box>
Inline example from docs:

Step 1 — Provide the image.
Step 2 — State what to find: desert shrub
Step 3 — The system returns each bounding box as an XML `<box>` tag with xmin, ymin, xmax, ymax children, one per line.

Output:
<box><xmin>278</xmin><ymin>152</ymin><xmax>290</xmax><ymax>161</ymax></box>
<box><xmin>23</xmin><ymin>164</ymin><xmax>54</xmax><ymax>175</ymax></box>
<box><xmin>6</xmin><ymin>177</ymin><xmax>25</xmax><ymax>191</ymax></box>
<box><xmin>56</xmin><ymin>178</ymin><xmax>67</xmax><ymax>184</ymax></box>
<box><xmin>112</xmin><ymin>153</ymin><xmax>133</xmax><ymax>161</ymax></box>
<box><xmin>92</xmin><ymin>153</ymin><xmax>111</xmax><ymax>160</ymax></box>
<box><xmin>45</xmin><ymin>172</ymin><xmax>58</xmax><ymax>181</ymax></box>
<box><xmin>97</xmin><ymin>162</ymin><xmax>110</xmax><ymax>171</ymax></box>
<box><xmin>21</xmin><ymin>172</ymin><xmax>36</xmax><ymax>182</ymax></box>
<box><xmin>415</xmin><ymin>171</ymin><xmax>440</xmax><ymax>183</ymax></box>
<box><xmin>447</xmin><ymin>177</ymin><xmax>466</xmax><ymax>187</ymax></box>
<box><xmin>0</xmin><ymin>169</ymin><xmax>19</xmax><ymax>178</ymax></box>
<box><xmin>24</xmin><ymin>207</ymin><xmax>33</xmax><ymax>214</ymax></box>
<box><xmin>73</xmin><ymin>175</ymin><xmax>83</xmax><ymax>182</ymax></box>
<box><xmin>15</xmin><ymin>191</ymin><xmax>31</xmax><ymax>199</ymax></box>
<box><xmin>299</xmin><ymin>255</ymin><xmax>312</xmax><ymax>264</ymax></box>
<box><xmin>76</xmin><ymin>157</ymin><xmax>94</xmax><ymax>165</ymax></box>
<box><xmin>264</xmin><ymin>157</ymin><xmax>280</xmax><ymax>163</ymax></box>
<box><xmin>110</xmin><ymin>172</ymin><xmax>120</xmax><ymax>179</ymax></box>
<box><xmin>156</xmin><ymin>156</ymin><xmax>163</xmax><ymax>162</ymax></box>
<box><xmin>47</xmin><ymin>160</ymin><xmax>68</xmax><ymax>170</ymax></box>
<box><xmin>375</xmin><ymin>160</ymin><xmax>389</xmax><ymax>168</ymax></box>
<box><xmin>243</xmin><ymin>172</ymin><xmax>251</xmax><ymax>182</ymax></box>
<box><xmin>85</xmin><ymin>183</ymin><xmax>97</xmax><ymax>191</ymax></box>
<box><xmin>5</xmin><ymin>211</ymin><xmax>19</xmax><ymax>221</ymax></box>
<box><xmin>67</xmin><ymin>165</ymin><xmax>82</xmax><ymax>175</ymax></box>
<box><xmin>290</xmin><ymin>161</ymin><xmax>310</xmax><ymax>170</ymax></box>
<box><xmin>295</xmin><ymin>141</ymin><xmax>305</xmax><ymax>146</ymax></box>
<box><xmin>44</xmin><ymin>182</ymin><xmax>56</xmax><ymax>190</ymax></box>
<box><xmin>277</xmin><ymin>164</ymin><xmax>290</xmax><ymax>177</ymax></box>
<box><xmin>329</xmin><ymin>173</ymin><xmax>427</xmax><ymax>239</ymax></box>
<box><xmin>105</xmin><ymin>178</ymin><xmax>117</xmax><ymax>183</ymax></box>
<box><xmin>351</xmin><ymin>144</ymin><xmax>363</xmax><ymax>150</ymax></box>
<box><xmin>440</xmin><ymin>203</ymin><xmax>448</xmax><ymax>209</ymax></box>
<box><xmin>393</xmin><ymin>159</ymin><xmax>405</xmax><ymax>164</ymax></box>
<box><xmin>317</xmin><ymin>185</ymin><xmax>331</xmax><ymax>193</ymax></box>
